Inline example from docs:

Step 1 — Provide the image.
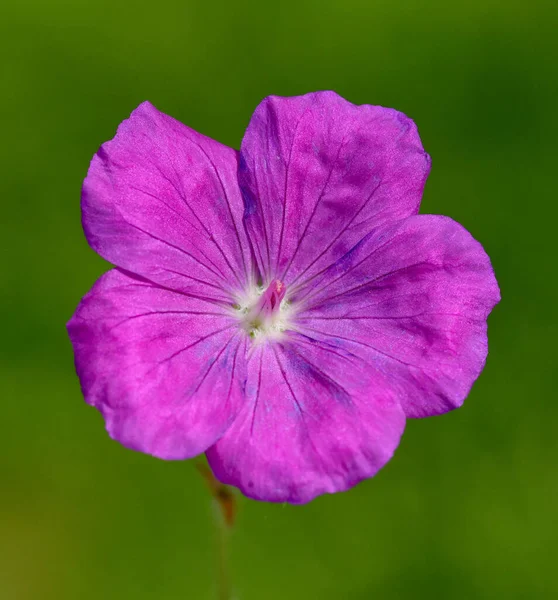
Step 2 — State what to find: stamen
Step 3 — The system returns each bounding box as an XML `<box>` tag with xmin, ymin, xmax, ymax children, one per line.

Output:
<box><xmin>247</xmin><ymin>280</ymin><xmax>286</xmax><ymax>322</ymax></box>
<box><xmin>236</xmin><ymin>280</ymin><xmax>289</xmax><ymax>341</ymax></box>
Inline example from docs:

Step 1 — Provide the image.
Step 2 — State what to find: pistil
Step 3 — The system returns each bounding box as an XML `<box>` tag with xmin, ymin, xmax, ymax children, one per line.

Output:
<box><xmin>239</xmin><ymin>280</ymin><xmax>288</xmax><ymax>340</ymax></box>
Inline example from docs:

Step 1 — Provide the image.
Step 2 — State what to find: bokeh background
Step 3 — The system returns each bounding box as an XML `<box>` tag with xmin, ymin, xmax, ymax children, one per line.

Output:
<box><xmin>2</xmin><ymin>1</ymin><xmax>557</xmax><ymax>598</ymax></box>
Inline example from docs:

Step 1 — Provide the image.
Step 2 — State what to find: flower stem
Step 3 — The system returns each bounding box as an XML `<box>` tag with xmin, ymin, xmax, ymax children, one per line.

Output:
<box><xmin>196</xmin><ymin>463</ymin><xmax>237</xmax><ymax>600</ymax></box>
<box><xmin>215</xmin><ymin>500</ymin><xmax>232</xmax><ymax>600</ymax></box>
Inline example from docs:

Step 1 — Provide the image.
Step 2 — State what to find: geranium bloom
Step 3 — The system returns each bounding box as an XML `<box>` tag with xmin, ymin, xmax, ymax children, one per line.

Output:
<box><xmin>68</xmin><ymin>92</ymin><xmax>499</xmax><ymax>503</ymax></box>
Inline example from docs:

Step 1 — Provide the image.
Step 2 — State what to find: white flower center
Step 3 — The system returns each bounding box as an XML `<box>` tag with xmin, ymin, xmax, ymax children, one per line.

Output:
<box><xmin>233</xmin><ymin>280</ymin><xmax>292</xmax><ymax>342</ymax></box>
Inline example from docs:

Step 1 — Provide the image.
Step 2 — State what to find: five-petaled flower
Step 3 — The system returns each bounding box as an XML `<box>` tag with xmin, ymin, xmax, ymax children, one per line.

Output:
<box><xmin>67</xmin><ymin>92</ymin><xmax>500</xmax><ymax>504</ymax></box>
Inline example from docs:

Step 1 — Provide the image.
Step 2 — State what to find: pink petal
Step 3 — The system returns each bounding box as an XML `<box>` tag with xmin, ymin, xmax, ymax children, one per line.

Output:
<box><xmin>82</xmin><ymin>102</ymin><xmax>251</xmax><ymax>302</ymax></box>
<box><xmin>293</xmin><ymin>215</ymin><xmax>501</xmax><ymax>418</ymax></box>
<box><xmin>239</xmin><ymin>91</ymin><xmax>430</xmax><ymax>285</ymax></box>
<box><xmin>67</xmin><ymin>269</ymin><xmax>247</xmax><ymax>459</ymax></box>
<box><xmin>206</xmin><ymin>334</ymin><xmax>405</xmax><ymax>504</ymax></box>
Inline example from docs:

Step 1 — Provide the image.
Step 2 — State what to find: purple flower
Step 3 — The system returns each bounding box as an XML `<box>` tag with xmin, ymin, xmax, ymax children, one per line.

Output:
<box><xmin>68</xmin><ymin>92</ymin><xmax>500</xmax><ymax>504</ymax></box>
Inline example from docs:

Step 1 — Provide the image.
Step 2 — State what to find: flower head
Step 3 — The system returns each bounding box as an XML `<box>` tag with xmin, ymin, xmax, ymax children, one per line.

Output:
<box><xmin>68</xmin><ymin>92</ymin><xmax>500</xmax><ymax>503</ymax></box>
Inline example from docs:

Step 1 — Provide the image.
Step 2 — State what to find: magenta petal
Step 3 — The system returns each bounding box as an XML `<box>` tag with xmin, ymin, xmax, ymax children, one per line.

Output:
<box><xmin>206</xmin><ymin>334</ymin><xmax>405</xmax><ymax>504</ymax></box>
<box><xmin>82</xmin><ymin>102</ymin><xmax>251</xmax><ymax>301</ymax></box>
<box><xmin>67</xmin><ymin>269</ymin><xmax>247</xmax><ymax>459</ymax></box>
<box><xmin>239</xmin><ymin>91</ymin><xmax>430</xmax><ymax>284</ymax></box>
<box><xmin>294</xmin><ymin>215</ymin><xmax>501</xmax><ymax>418</ymax></box>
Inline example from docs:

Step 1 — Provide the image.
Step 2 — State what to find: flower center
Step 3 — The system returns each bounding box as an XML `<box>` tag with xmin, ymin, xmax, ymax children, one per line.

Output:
<box><xmin>234</xmin><ymin>280</ymin><xmax>290</xmax><ymax>341</ymax></box>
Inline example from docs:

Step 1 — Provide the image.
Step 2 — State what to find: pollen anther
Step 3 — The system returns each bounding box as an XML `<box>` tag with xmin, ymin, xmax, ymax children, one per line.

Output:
<box><xmin>234</xmin><ymin>280</ymin><xmax>290</xmax><ymax>341</ymax></box>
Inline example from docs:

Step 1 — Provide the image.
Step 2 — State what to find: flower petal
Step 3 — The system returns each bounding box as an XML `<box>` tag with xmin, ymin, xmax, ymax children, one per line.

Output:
<box><xmin>82</xmin><ymin>102</ymin><xmax>251</xmax><ymax>302</ymax></box>
<box><xmin>239</xmin><ymin>91</ymin><xmax>430</xmax><ymax>285</ymax></box>
<box><xmin>293</xmin><ymin>215</ymin><xmax>501</xmax><ymax>418</ymax></box>
<box><xmin>206</xmin><ymin>335</ymin><xmax>405</xmax><ymax>504</ymax></box>
<box><xmin>67</xmin><ymin>269</ymin><xmax>247</xmax><ymax>459</ymax></box>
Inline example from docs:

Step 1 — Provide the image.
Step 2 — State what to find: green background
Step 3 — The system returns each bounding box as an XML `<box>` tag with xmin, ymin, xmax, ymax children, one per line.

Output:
<box><xmin>2</xmin><ymin>1</ymin><xmax>557</xmax><ymax>598</ymax></box>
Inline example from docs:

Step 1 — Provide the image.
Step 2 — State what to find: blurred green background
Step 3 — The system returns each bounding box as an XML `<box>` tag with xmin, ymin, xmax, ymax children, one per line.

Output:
<box><xmin>2</xmin><ymin>0</ymin><xmax>557</xmax><ymax>598</ymax></box>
